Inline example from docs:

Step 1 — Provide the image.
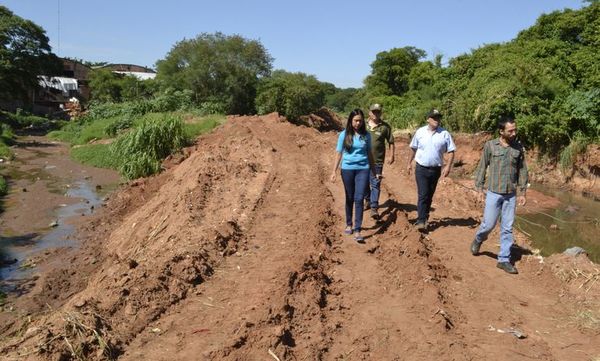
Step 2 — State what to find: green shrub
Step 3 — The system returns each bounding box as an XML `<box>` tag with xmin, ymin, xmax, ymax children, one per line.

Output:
<box><xmin>110</xmin><ymin>115</ymin><xmax>186</xmax><ymax>179</ymax></box>
<box><xmin>0</xmin><ymin>175</ymin><xmax>8</xmax><ymax>196</ymax></box>
<box><xmin>104</xmin><ymin>116</ymin><xmax>134</xmax><ymax>137</ymax></box>
<box><xmin>559</xmin><ymin>132</ymin><xmax>590</xmax><ymax>174</ymax></box>
<box><xmin>0</xmin><ymin>110</ymin><xmax>49</xmax><ymax>129</ymax></box>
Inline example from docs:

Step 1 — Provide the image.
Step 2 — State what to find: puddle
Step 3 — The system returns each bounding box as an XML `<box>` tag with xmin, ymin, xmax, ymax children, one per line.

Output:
<box><xmin>0</xmin><ymin>180</ymin><xmax>104</xmax><ymax>282</ymax></box>
<box><xmin>516</xmin><ymin>184</ymin><xmax>600</xmax><ymax>263</ymax></box>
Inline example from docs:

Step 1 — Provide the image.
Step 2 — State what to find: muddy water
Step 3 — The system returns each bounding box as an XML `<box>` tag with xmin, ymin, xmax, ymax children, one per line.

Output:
<box><xmin>517</xmin><ymin>184</ymin><xmax>600</xmax><ymax>263</ymax></box>
<box><xmin>0</xmin><ymin>136</ymin><xmax>120</xmax><ymax>284</ymax></box>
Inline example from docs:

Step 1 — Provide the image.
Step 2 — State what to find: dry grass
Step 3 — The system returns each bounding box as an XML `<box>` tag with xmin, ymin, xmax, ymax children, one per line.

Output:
<box><xmin>555</xmin><ymin>266</ymin><xmax>600</xmax><ymax>292</ymax></box>
<box><xmin>571</xmin><ymin>308</ymin><xmax>600</xmax><ymax>331</ymax></box>
<box><xmin>61</xmin><ymin>310</ymin><xmax>116</xmax><ymax>360</ymax></box>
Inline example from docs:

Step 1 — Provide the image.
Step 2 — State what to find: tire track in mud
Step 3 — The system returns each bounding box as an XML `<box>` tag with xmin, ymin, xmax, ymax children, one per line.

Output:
<box><xmin>314</xmin><ymin>168</ymin><xmax>473</xmax><ymax>360</ymax></box>
<box><xmin>117</xmin><ymin>116</ymin><xmax>345</xmax><ymax>360</ymax></box>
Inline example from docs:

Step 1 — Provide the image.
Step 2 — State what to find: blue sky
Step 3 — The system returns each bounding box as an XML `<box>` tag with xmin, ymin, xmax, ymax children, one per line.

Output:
<box><xmin>3</xmin><ymin>0</ymin><xmax>585</xmax><ymax>88</ymax></box>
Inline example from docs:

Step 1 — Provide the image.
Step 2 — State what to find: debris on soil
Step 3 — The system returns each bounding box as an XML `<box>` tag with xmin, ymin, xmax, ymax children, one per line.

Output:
<box><xmin>295</xmin><ymin>107</ymin><xmax>343</xmax><ymax>132</ymax></box>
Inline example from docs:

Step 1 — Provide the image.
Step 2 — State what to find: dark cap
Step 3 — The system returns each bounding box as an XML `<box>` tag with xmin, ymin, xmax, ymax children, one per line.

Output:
<box><xmin>427</xmin><ymin>109</ymin><xmax>443</xmax><ymax>119</ymax></box>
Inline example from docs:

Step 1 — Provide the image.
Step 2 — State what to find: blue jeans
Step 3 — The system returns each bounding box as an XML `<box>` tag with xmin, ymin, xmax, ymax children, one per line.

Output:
<box><xmin>474</xmin><ymin>191</ymin><xmax>516</xmax><ymax>263</ymax></box>
<box><xmin>365</xmin><ymin>164</ymin><xmax>384</xmax><ymax>209</ymax></box>
<box><xmin>415</xmin><ymin>163</ymin><xmax>441</xmax><ymax>224</ymax></box>
<box><xmin>341</xmin><ymin>169</ymin><xmax>370</xmax><ymax>231</ymax></box>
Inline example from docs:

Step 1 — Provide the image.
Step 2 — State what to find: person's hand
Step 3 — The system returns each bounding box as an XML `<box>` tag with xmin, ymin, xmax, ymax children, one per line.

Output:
<box><xmin>406</xmin><ymin>163</ymin><xmax>412</xmax><ymax>175</ymax></box>
<box><xmin>388</xmin><ymin>155</ymin><xmax>395</xmax><ymax>165</ymax></box>
<box><xmin>330</xmin><ymin>172</ymin><xmax>337</xmax><ymax>182</ymax></box>
<box><xmin>518</xmin><ymin>195</ymin><xmax>527</xmax><ymax>206</ymax></box>
<box><xmin>442</xmin><ymin>165</ymin><xmax>451</xmax><ymax>177</ymax></box>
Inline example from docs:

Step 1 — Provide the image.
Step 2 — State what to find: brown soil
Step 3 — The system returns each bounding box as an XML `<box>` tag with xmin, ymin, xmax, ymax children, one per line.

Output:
<box><xmin>1</xmin><ymin>117</ymin><xmax>599</xmax><ymax>360</ymax></box>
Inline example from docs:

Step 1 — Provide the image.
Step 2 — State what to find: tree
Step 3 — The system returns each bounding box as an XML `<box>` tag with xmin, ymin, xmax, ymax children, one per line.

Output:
<box><xmin>89</xmin><ymin>68</ymin><xmax>122</xmax><ymax>102</ymax></box>
<box><xmin>255</xmin><ymin>70</ymin><xmax>326</xmax><ymax>120</ymax></box>
<box><xmin>156</xmin><ymin>32</ymin><xmax>272</xmax><ymax>115</ymax></box>
<box><xmin>364</xmin><ymin>46</ymin><xmax>426</xmax><ymax>96</ymax></box>
<box><xmin>0</xmin><ymin>6</ymin><xmax>61</xmax><ymax>103</ymax></box>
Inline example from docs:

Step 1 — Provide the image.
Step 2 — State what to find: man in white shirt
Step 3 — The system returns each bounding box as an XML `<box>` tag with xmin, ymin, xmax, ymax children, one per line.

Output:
<box><xmin>406</xmin><ymin>109</ymin><xmax>456</xmax><ymax>231</ymax></box>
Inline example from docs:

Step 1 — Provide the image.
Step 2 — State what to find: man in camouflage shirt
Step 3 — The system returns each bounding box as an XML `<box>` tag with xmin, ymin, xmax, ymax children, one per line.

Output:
<box><xmin>471</xmin><ymin>116</ymin><xmax>528</xmax><ymax>274</ymax></box>
<box><xmin>365</xmin><ymin>104</ymin><xmax>395</xmax><ymax>220</ymax></box>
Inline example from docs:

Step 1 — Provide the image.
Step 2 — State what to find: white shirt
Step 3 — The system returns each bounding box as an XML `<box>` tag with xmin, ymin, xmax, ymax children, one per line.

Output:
<box><xmin>410</xmin><ymin>126</ymin><xmax>456</xmax><ymax>167</ymax></box>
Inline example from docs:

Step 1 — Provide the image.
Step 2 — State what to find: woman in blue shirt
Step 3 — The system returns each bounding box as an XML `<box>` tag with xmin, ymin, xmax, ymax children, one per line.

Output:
<box><xmin>330</xmin><ymin>109</ymin><xmax>379</xmax><ymax>242</ymax></box>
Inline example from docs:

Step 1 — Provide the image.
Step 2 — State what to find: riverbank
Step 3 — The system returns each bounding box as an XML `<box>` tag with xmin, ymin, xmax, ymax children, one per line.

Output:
<box><xmin>0</xmin><ymin>115</ymin><xmax>598</xmax><ymax>361</ymax></box>
<box><xmin>0</xmin><ymin>135</ymin><xmax>119</xmax><ymax>292</ymax></box>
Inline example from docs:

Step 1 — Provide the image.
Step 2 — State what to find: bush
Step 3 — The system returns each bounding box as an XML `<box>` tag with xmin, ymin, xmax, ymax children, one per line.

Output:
<box><xmin>104</xmin><ymin>116</ymin><xmax>134</xmax><ymax>137</ymax></box>
<box><xmin>559</xmin><ymin>132</ymin><xmax>590</xmax><ymax>175</ymax></box>
<box><xmin>0</xmin><ymin>175</ymin><xmax>8</xmax><ymax>196</ymax></box>
<box><xmin>110</xmin><ymin>115</ymin><xmax>186</xmax><ymax>179</ymax></box>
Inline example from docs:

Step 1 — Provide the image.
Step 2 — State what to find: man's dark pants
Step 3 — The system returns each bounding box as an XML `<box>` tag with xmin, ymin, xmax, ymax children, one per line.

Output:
<box><xmin>365</xmin><ymin>164</ymin><xmax>384</xmax><ymax>209</ymax></box>
<box><xmin>415</xmin><ymin>163</ymin><xmax>441</xmax><ymax>224</ymax></box>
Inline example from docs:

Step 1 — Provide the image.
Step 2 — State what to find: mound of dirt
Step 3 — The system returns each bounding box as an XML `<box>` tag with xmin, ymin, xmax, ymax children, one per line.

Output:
<box><xmin>1</xmin><ymin>115</ymin><xmax>599</xmax><ymax>360</ymax></box>
<box><xmin>296</xmin><ymin>107</ymin><xmax>343</xmax><ymax>132</ymax></box>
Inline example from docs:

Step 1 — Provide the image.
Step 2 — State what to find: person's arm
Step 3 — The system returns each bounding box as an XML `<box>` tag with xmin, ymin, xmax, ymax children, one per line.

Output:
<box><xmin>442</xmin><ymin>132</ymin><xmax>456</xmax><ymax>177</ymax></box>
<box><xmin>330</xmin><ymin>151</ymin><xmax>343</xmax><ymax>182</ymax></box>
<box><xmin>406</xmin><ymin>148</ymin><xmax>416</xmax><ymax>175</ymax></box>
<box><xmin>387</xmin><ymin>126</ymin><xmax>395</xmax><ymax>165</ymax></box>
<box><xmin>331</xmin><ymin>132</ymin><xmax>345</xmax><ymax>182</ymax></box>
<box><xmin>366</xmin><ymin>133</ymin><xmax>380</xmax><ymax>178</ymax></box>
<box><xmin>474</xmin><ymin>142</ymin><xmax>490</xmax><ymax>202</ymax></box>
<box><xmin>406</xmin><ymin>132</ymin><xmax>418</xmax><ymax>175</ymax></box>
<box><xmin>443</xmin><ymin>151</ymin><xmax>455</xmax><ymax>177</ymax></box>
<box><xmin>517</xmin><ymin>148</ymin><xmax>529</xmax><ymax>206</ymax></box>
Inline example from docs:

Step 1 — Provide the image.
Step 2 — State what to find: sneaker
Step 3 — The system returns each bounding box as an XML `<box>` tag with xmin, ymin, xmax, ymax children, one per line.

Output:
<box><xmin>354</xmin><ymin>233</ymin><xmax>365</xmax><ymax>243</ymax></box>
<box><xmin>496</xmin><ymin>262</ymin><xmax>518</xmax><ymax>274</ymax></box>
<box><xmin>415</xmin><ymin>221</ymin><xmax>427</xmax><ymax>231</ymax></box>
<box><xmin>470</xmin><ymin>239</ymin><xmax>481</xmax><ymax>255</ymax></box>
<box><xmin>370</xmin><ymin>209</ymin><xmax>379</xmax><ymax>220</ymax></box>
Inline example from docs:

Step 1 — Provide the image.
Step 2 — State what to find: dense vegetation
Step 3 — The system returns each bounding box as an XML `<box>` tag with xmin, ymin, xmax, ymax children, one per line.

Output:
<box><xmin>362</xmin><ymin>2</ymin><xmax>600</xmax><ymax>159</ymax></box>
<box><xmin>1</xmin><ymin>2</ymin><xmax>599</xmax><ymax>183</ymax></box>
<box><xmin>49</xmin><ymin>94</ymin><xmax>225</xmax><ymax>179</ymax></box>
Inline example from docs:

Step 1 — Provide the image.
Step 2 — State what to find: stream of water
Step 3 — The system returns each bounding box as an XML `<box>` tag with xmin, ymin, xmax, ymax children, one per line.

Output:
<box><xmin>516</xmin><ymin>184</ymin><xmax>600</xmax><ymax>263</ymax></box>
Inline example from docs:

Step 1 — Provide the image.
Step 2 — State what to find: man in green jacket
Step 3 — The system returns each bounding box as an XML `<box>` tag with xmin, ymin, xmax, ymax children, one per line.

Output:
<box><xmin>365</xmin><ymin>103</ymin><xmax>395</xmax><ymax>220</ymax></box>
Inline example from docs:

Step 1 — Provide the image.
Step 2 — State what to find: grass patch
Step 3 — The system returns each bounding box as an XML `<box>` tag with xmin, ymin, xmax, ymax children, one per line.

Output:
<box><xmin>572</xmin><ymin>308</ymin><xmax>600</xmax><ymax>331</ymax></box>
<box><xmin>71</xmin><ymin>144</ymin><xmax>118</xmax><ymax>170</ymax></box>
<box><xmin>49</xmin><ymin>115</ymin><xmax>121</xmax><ymax>145</ymax></box>
<box><xmin>183</xmin><ymin>114</ymin><xmax>224</xmax><ymax>140</ymax></box>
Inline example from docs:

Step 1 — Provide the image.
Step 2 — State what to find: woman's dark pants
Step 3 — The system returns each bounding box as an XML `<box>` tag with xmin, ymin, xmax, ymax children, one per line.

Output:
<box><xmin>341</xmin><ymin>169</ymin><xmax>370</xmax><ymax>231</ymax></box>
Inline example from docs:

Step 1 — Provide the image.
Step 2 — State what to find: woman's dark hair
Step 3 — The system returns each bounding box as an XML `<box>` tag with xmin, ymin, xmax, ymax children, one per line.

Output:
<box><xmin>343</xmin><ymin>109</ymin><xmax>366</xmax><ymax>151</ymax></box>
<box><xmin>497</xmin><ymin>115</ymin><xmax>515</xmax><ymax>131</ymax></box>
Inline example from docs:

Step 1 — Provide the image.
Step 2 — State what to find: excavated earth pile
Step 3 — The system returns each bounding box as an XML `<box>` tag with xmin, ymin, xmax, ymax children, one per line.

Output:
<box><xmin>1</xmin><ymin>113</ymin><xmax>599</xmax><ymax>360</ymax></box>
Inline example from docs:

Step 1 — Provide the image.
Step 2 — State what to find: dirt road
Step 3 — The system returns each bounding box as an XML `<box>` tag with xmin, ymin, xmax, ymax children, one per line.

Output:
<box><xmin>1</xmin><ymin>115</ymin><xmax>598</xmax><ymax>360</ymax></box>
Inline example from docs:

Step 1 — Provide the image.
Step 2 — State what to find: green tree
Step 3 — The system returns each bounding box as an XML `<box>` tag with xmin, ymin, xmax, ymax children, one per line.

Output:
<box><xmin>255</xmin><ymin>70</ymin><xmax>325</xmax><ymax>120</ymax></box>
<box><xmin>364</xmin><ymin>46</ymin><xmax>426</xmax><ymax>96</ymax></box>
<box><xmin>156</xmin><ymin>32</ymin><xmax>272</xmax><ymax>115</ymax></box>
<box><xmin>0</xmin><ymin>6</ymin><xmax>61</xmax><ymax>103</ymax></box>
<box><xmin>89</xmin><ymin>68</ymin><xmax>122</xmax><ymax>102</ymax></box>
